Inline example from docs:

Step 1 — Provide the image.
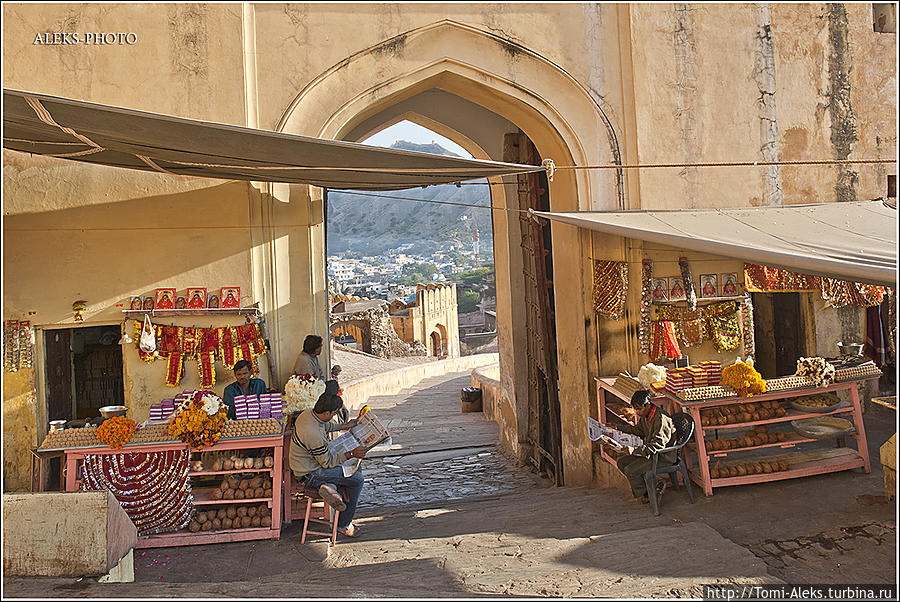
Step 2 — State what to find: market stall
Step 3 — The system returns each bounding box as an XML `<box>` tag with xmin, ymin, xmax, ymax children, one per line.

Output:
<box><xmin>36</xmin><ymin>394</ymin><xmax>285</xmax><ymax>548</ymax></box>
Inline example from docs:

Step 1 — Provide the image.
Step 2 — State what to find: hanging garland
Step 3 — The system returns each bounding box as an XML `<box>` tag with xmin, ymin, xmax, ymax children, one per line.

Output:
<box><xmin>592</xmin><ymin>260</ymin><xmax>629</xmax><ymax>319</ymax></box>
<box><xmin>821</xmin><ymin>278</ymin><xmax>886</xmax><ymax>308</ymax></box>
<box><xmin>639</xmin><ymin>259</ymin><xmax>654</xmax><ymax>354</ymax></box>
<box><xmin>130</xmin><ymin>320</ymin><xmax>266</xmax><ymax>387</ymax></box>
<box><xmin>4</xmin><ymin>320</ymin><xmax>20</xmax><ymax>373</ymax></box>
<box><xmin>679</xmin><ymin>257</ymin><xmax>698</xmax><ymax>311</ymax></box>
<box><xmin>743</xmin><ymin>263</ymin><xmax>820</xmax><ymax>292</ymax></box>
<box><xmin>706</xmin><ymin>301</ymin><xmax>743</xmax><ymax>352</ymax></box>
<box><xmin>650</xmin><ymin>321</ymin><xmax>682</xmax><ymax>361</ymax></box>
<box><xmin>80</xmin><ymin>449</ymin><xmax>192</xmax><ymax>536</ymax></box>
<box><xmin>740</xmin><ymin>297</ymin><xmax>756</xmax><ymax>358</ymax></box>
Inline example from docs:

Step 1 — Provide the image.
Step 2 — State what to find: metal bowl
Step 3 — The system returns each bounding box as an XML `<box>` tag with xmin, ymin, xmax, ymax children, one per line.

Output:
<box><xmin>837</xmin><ymin>342</ymin><xmax>864</xmax><ymax>357</ymax></box>
<box><xmin>791</xmin><ymin>416</ymin><xmax>854</xmax><ymax>440</ymax></box>
<box><xmin>99</xmin><ymin>405</ymin><xmax>128</xmax><ymax>419</ymax></box>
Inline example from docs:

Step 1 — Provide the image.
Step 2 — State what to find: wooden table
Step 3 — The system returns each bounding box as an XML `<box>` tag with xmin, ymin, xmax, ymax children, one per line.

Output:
<box><xmin>56</xmin><ymin>434</ymin><xmax>284</xmax><ymax>548</ymax></box>
<box><xmin>663</xmin><ymin>377</ymin><xmax>876</xmax><ymax>496</ymax></box>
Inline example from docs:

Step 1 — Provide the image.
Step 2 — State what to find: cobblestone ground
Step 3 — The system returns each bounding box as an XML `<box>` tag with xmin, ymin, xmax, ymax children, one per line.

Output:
<box><xmin>358</xmin><ymin>448</ymin><xmax>539</xmax><ymax>509</ymax></box>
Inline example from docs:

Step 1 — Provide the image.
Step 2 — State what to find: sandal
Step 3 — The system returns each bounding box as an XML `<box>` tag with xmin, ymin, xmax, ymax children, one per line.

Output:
<box><xmin>318</xmin><ymin>484</ymin><xmax>347</xmax><ymax>512</ymax></box>
<box><xmin>338</xmin><ymin>524</ymin><xmax>360</xmax><ymax>538</ymax></box>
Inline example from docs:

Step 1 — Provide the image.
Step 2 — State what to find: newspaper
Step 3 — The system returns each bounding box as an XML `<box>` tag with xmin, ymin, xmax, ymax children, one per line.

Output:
<box><xmin>587</xmin><ymin>416</ymin><xmax>643</xmax><ymax>450</ymax></box>
<box><xmin>328</xmin><ymin>410</ymin><xmax>392</xmax><ymax>476</ymax></box>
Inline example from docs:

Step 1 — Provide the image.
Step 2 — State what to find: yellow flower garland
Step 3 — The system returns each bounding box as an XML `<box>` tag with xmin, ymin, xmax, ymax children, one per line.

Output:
<box><xmin>721</xmin><ymin>362</ymin><xmax>767</xmax><ymax>397</ymax></box>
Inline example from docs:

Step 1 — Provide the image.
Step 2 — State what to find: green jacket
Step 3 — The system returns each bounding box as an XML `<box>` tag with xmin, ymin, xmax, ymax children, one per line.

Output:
<box><xmin>620</xmin><ymin>406</ymin><xmax>678</xmax><ymax>464</ymax></box>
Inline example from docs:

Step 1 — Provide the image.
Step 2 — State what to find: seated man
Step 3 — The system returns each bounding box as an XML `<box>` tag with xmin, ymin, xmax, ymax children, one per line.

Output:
<box><xmin>221</xmin><ymin>360</ymin><xmax>268</xmax><ymax>420</ymax></box>
<box><xmin>293</xmin><ymin>334</ymin><xmax>325</xmax><ymax>380</ymax></box>
<box><xmin>290</xmin><ymin>380</ymin><xmax>367</xmax><ymax>538</ymax></box>
<box><xmin>606</xmin><ymin>390</ymin><xmax>677</xmax><ymax>503</ymax></box>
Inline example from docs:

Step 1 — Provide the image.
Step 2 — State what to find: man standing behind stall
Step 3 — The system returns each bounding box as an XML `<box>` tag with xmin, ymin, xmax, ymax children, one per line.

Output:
<box><xmin>606</xmin><ymin>390</ymin><xmax>677</xmax><ymax>503</ymax></box>
<box><xmin>293</xmin><ymin>334</ymin><xmax>326</xmax><ymax>380</ymax></box>
<box><xmin>222</xmin><ymin>359</ymin><xmax>268</xmax><ymax>420</ymax></box>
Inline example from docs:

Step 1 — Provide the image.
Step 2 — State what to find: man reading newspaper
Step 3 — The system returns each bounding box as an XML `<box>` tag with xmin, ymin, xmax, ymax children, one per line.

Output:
<box><xmin>289</xmin><ymin>380</ymin><xmax>368</xmax><ymax>538</ymax></box>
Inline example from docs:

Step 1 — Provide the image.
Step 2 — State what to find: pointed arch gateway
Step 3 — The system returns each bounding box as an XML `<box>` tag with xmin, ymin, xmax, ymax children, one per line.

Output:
<box><xmin>277</xmin><ymin>20</ymin><xmax>621</xmax><ymax>486</ymax></box>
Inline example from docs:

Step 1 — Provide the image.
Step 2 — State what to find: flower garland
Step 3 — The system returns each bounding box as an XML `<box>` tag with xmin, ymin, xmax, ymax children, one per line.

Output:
<box><xmin>283</xmin><ymin>373</ymin><xmax>326</xmax><ymax>415</ymax></box>
<box><xmin>96</xmin><ymin>416</ymin><xmax>137</xmax><ymax>449</ymax></box>
<box><xmin>821</xmin><ymin>278</ymin><xmax>886</xmax><ymax>308</ymax></box>
<box><xmin>167</xmin><ymin>390</ymin><xmax>228</xmax><ymax>450</ymax></box>
<box><xmin>4</xmin><ymin>320</ymin><xmax>20</xmax><ymax>372</ymax></box>
<box><xmin>743</xmin><ymin>263</ymin><xmax>820</xmax><ymax>292</ymax></box>
<box><xmin>794</xmin><ymin>356</ymin><xmax>836</xmax><ymax>388</ymax></box>
<box><xmin>592</xmin><ymin>260</ymin><xmax>629</xmax><ymax>320</ymax></box>
<box><xmin>721</xmin><ymin>359</ymin><xmax>767</xmax><ymax>397</ymax></box>
<box><xmin>639</xmin><ymin>259</ymin><xmax>653</xmax><ymax>354</ymax></box>
<box><xmin>740</xmin><ymin>297</ymin><xmax>756</xmax><ymax>358</ymax></box>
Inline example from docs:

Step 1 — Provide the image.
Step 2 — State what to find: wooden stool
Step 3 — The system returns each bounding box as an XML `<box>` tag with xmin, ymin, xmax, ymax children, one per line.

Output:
<box><xmin>291</xmin><ymin>483</ymin><xmax>350</xmax><ymax>545</ymax></box>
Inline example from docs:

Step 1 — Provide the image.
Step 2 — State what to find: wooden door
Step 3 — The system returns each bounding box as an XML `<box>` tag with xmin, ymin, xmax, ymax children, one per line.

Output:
<box><xmin>44</xmin><ymin>329</ymin><xmax>73</xmax><ymax>421</ymax></box>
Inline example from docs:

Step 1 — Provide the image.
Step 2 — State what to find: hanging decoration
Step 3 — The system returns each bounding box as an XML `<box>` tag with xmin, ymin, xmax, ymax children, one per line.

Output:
<box><xmin>650</xmin><ymin>321</ymin><xmax>682</xmax><ymax>361</ymax></box>
<box><xmin>820</xmin><ymin>278</ymin><xmax>886</xmax><ymax>308</ymax></box>
<box><xmin>592</xmin><ymin>260</ymin><xmax>629</xmax><ymax>319</ymax></box>
<box><xmin>4</xmin><ymin>320</ymin><xmax>21</xmax><ymax>372</ymax></box>
<box><xmin>131</xmin><ymin>321</ymin><xmax>267</xmax><ymax>387</ymax></box>
<box><xmin>639</xmin><ymin>259</ymin><xmax>654</xmax><ymax>354</ymax></box>
<box><xmin>739</xmin><ymin>297</ymin><xmax>756</xmax><ymax>359</ymax></box>
<box><xmin>679</xmin><ymin>257</ymin><xmax>698</xmax><ymax>311</ymax></box>
<box><xmin>72</xmin><ymin>300</ymin><xmax>87</xmax><ymax>322</ymax></box>
<box><xmin>706</xmin><ymin>301</ymin><xmax>743</xmax><ymax>352</ymax></box>
<box><xmin>18</xmin><ymin>321</ymin><xmax>33</xmax><ymax>369</ymax></box>
<box><xmin>889</xmin><ymin>289</ymin><xmax>896</xmax><ymax>354</ymax></box>
<box><xmin>743</xmin><ymin>264</ymin><xmax>820</xmax><ymax>292</ymax></box>
<box><xmin>80</xmin><ymin>449</ymin><xmax>192</xmax><ymax>536</ymax></box>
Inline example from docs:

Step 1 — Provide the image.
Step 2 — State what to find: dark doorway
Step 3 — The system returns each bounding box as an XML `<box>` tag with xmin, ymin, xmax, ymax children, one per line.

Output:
<box><xmin>505</xmin><ymin>131</ymin><xmax>563</xmax><ymax>486</ymax></box>
<box><xmin>752</xmin><ymin>292</ymin><xmax>805</xmax><ymax>379</ymax></box>
<box><xmin>43</xmin><ymin>325</ymin><xmax>124</xmax><ymax>421</ymax></box>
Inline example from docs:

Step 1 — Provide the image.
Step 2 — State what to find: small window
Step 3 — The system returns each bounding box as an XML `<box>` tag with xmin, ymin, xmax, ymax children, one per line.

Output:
<box><xmin>888</xmin><ymin>174</ymin><xmax>897</xmax><ymax>199</ymax></box>
<box><xmin>873</xmin><ymin>4</ymin><xmax>896</xmax><ymax>33</ymax></box>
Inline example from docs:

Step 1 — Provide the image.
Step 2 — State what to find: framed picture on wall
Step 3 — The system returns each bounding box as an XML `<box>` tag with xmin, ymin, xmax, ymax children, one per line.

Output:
<box><xmin>720</xmin><ymin>273</ymin><xmax>739</xmax><ymax>297</ymax></box>
<box><xmin>207</xmin><ymin>294</ymin><xmax>220</xmax><ymax>309</ymax></box>
<box><xmin>699</xmin><ymin>274</ymin><xmax>719</xmax><ymax>298</ymax></box>
<box><xmin>186</xmin><ymin>287</ymin><xmax>207</xmax><ymax>309</ymax></box>
<box><xmin>129</xmin><ymin>296</ymin><xmax>143</xmax><ymax>311</ymax></box>
<box><xmin>155</xmin><ymin>288</ymin><xmax>176</xmax><ymax>310</ymax></box>
<box><xmin>175</xmin><ymin>296</ymin><xmax>187</xmax><ymax>310</ymax></box>
<box><xmin>667</xmin><ymin>277</ymin><xmax>687</xmax><ymax>301</ymax></box>
<box><xmin>142</xmin><ymin>296</ymin><xmax>155</xmax><ymax>311</ymax></box>
<box><xmin>220</xmin><ymin>287</ymin><xmax>241</xmax><ymax>309</ymax></box>
<box><xmin>650</xmin><ymin>278</ymin><xmax>669</xmax><ymax>302</ymax></box>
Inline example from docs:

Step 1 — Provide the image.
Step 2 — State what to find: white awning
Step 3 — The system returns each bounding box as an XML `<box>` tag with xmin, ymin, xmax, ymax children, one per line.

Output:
<box><xmin>535</xmin><ymin>200</ymin><xmax>897</xmax><ymax>286</ymax></box>
<box><xmin>3</xmin><ymin>89</ymin><xmax>542</xmax><ymax>191</ymax></box>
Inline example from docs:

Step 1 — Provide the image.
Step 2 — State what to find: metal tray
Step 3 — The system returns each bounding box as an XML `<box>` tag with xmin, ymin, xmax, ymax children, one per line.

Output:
<box><xmin>790</xmin><ymin>416</ymin><xmax>854</xmax><ymax>440</ymax></box>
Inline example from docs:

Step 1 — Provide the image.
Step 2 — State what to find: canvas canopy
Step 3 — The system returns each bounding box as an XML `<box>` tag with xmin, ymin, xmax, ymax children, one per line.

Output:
<box><xmin>2</xmin><ymin>89</ymin><xmax>542</xmax><ymax>191</ymax></box>
<box><xmin>535</xmin><ymin>200</ymin><xmax>897</xmax><ymax>286</ymax></box>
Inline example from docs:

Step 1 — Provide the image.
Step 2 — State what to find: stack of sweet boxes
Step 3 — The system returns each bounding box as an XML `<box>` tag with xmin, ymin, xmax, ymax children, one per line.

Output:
<box><xmin>233</xmin><ymin>393</ymin><xmax>284</xmax><ymax>421</ymax></box>
<box><xmin>149</xmin><ymin>396</ymin><xmax>179</xmax><ymax>421</ymax></box>
<box><xmin>664</xmin><ymin>368</ymin><xmax>693</xmax><ymax>396</ymax></box>
<box><xmin>697</xmin><ymin>361</ymin><xmax>722</xmax><ymax>386</ymax></box>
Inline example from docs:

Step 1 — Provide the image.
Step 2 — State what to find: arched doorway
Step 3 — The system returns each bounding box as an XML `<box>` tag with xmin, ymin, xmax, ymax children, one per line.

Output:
<box><xmin>429</xmin><ymin>330</ymin><xmax>443</xmax><ymax>357</ymax></box>
<box><xmin>276</xmin><ymin>19</ymin><xmax>620</xmax><ymax>486</ymax></box>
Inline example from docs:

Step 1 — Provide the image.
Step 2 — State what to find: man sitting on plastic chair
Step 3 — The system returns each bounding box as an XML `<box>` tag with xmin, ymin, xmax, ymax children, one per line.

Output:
<box><xmin>605</xmin><ymin>390</ymin><xmax>677</xmax><ymax>504</ymax></box>
<box><xmin>289</xmin><ymin>380</ymin><xmax>367</xmax><ymax>538</ymax></box>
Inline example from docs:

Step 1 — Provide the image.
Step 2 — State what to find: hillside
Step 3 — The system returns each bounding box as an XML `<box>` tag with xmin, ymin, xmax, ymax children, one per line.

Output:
<box><xmin>326</xmin><ymin>141</ymin><xmax>493</xmax><ymax>256</ymax></box>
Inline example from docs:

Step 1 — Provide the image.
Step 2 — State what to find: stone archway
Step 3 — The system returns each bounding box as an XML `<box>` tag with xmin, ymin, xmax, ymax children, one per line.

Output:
<box><xmin>277</xmin><ymin>19</ymin><xmax>622</xmax><ymax>485</ymax></box>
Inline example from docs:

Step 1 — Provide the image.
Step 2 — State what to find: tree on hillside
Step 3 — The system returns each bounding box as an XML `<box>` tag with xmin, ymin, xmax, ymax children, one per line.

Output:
<box><xmin>458</xmin><ymin>289</ymin><xmax>480</xmax><ymax>314</ymax></box>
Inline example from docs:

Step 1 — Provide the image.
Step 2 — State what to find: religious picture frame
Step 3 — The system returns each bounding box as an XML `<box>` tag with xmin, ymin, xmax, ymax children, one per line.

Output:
<box><xmin>155</xmin><ymin>288</ymin><xmax>176</xmax><ymax>310</ymax></box>
<box><xmin>720</xmin><ymin>273</ymin><xmax>739</xmax><ymax>297</ymax></box>
<box><xmin>207</xmin><ymin>294</ymin><xmax>220</xmax><ymax>309</ymax></box>
<box><xmin>142</xmin><ymin>296</ymin><xmax>155</xmax><ymax>311</ymax></box>
<box><xmin>700</xmin><ymin>274</ymin><xmax>719</xmax><ymax>298</ymax></box>
<box><xmin>186</xmin><ymin>287</ymin><xmax>207</xmax><ymax>309</ymax></box>
<box><xmin>220</xmin><ymin>287</ymin><xmax>241</xmax><ymax>309</ymax></box>
<box><xmin>667</xmin><ymin>277</ymin><xmax>687</xmax><ymax>302</ymax></box>
<box><xmin>650</xmin><ymin>278</ymin><xmax>669</xmax><ymax>302</ymax></box>
<box><xmin>175</xmin><ymin>296</ymin><xmax>187</xmax><ymax>310</ymax></box>
<box><xmin>129</xmin><ymin>296</ymin><xmax>143</xmax><ymax>311</ymax></box>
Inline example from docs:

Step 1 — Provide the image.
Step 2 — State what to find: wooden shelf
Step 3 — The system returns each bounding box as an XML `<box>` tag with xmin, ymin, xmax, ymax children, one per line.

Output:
<box><xmin>692</xmin><ymin>448</ymin><xmax>865</xmax><ymax>489</ymax></box>
<box><xmin>652</xmin><ymin>295</ymin><xmax>747</xmax><ymax>306</ymax></box>
<box><xmin>699</xmin><ymin>404</ymin><xmax>853</xmax><ymax>430</ymax></box>
<box><xmin>191</xmin><ymin>487</ymin><xmax>273</xmax><ymax>506</ymax></box>
<box><xmin>693</xmin><ymin>432</ymin><xmax>832</xmax><ymax>456</ymax></box>
<box><xmin>138</xmin><ymin>527</ymin><xmax>276</xmax><ymax>548</ymax></box>
<box><xmin>122</xmin><ymin>307</ymin><xmax>260</xmax><ymax>318</ymax></box>
<box><xmin>188</xmin><ymin>468</ymin><xmax>274</xmax><ymax>477</ymax></box>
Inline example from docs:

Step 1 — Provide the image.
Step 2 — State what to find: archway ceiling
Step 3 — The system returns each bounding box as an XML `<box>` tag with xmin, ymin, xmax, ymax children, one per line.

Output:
<box><xmin>3</xmin><ymin>88</ymin><xmax>543</xmax><ymax>191</ymax></box>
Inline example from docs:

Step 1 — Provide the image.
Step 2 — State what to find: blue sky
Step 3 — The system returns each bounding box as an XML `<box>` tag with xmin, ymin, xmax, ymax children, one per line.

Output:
<box><xmin>361</xmin><ymin>120</ymin><xmax>471</xmax><ymax>158</ymax></box>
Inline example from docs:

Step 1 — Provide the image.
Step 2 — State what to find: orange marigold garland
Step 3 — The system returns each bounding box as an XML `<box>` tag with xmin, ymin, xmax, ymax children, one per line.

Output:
<box><xmin>167</xmin><ymin>390</ymin><xmax>228</xmax><ymax>450</ymax></box>
<box><xmin>96</xmin><ymin>416</ymin><xmax>137</xmax><ymax>449</ymax></box>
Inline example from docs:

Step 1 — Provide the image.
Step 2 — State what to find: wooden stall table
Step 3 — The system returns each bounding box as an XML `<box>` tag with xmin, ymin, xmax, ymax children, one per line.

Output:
<box><xmin>40</xmin><ymin>424</ymin><xmax>284</xmax><ymax>548</ymax></box>
<box><xmin>663</xmin><ymin>376</ymin><xmax>877</xmax><ymax>496</ymax></box>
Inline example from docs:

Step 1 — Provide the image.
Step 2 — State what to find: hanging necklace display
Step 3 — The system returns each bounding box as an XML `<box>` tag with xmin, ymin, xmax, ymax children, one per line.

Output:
<box><xmin>4</xmin><ymin>320</ymin><xmax>20</xmax><ymax>372</ymax></box>
<box><xmin>639</xmin><ymin>259</ymin><xmax>654</xmax><ymax>354</ymax></box>
<box><xmin>706</xmin><ymin>301</ymin><xmax>742</xmax><ymax>352</ymax></box>
<box><xmin>18</xmin><ymin>321</ymin><xmax>33</xmax><ymax>369</ymax></box>
<box><xmin>592</xmin><ymin>260</ymin><xmax>629</xmax><ymax>320</ymax></box>
<box><xmin>80</xmin><ymin>449</ymin><xmax>192</xmax><ymax>536</ymax></box>
<box><xmin>679</xmin><ymin>257</ymin><xmax>698</xmax><ymax>311</ymax></box>
<box><xmin>739</xmin><ymin>297</ymin><xmax>756</xmax><ymax>358</ymax></box>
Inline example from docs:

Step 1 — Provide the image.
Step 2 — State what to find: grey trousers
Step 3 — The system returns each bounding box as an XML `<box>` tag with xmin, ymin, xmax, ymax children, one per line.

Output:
<box><xmin>616</xmin><ymin>454</ymin><xmax>655</xmax><ymax>498</ymax></box>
